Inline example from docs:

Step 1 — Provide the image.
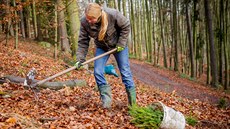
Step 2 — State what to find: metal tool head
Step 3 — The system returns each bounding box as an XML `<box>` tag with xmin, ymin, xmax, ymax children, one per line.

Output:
<box><xmin>24</xmin><ymin>67</ymin><xmax>37</xmax><ymax>86</ymax></box>
<box><xmin>24</xmin><ymin>68</ymin><xmax>39</xmax><ymax>100</ymax></box>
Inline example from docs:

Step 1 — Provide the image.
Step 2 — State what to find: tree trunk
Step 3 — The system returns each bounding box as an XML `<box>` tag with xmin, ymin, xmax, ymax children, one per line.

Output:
<box><xmin>19</xmin><ymin>9</ymin><xmax>26</xmax><ymax>38</ymax></box>
<box><xmin>32</xmin><ymin>0</ymin><xmax>37</xmax><ymax>38</ymax></box>
<box><xmin>136</xmin><ymin>0</ymin><xmax>141</xmax><ymax>59</ymax></box>
<box><xmin>24</xmin><ymin>4</ymin><xmax>31</xmax><ymax>38</ymax></box>
<box><xmin>122</xmin><ymin>0</ymin><xmax>126</xmax><ymax>17</ymax></box>
<box><xmin>5</xmin><ymin>0</ymin><xmax>10</xmax><ymax>46</ymax></box>
<box><xmin>169</xmin><ymin>0</ymin><xmax>173</xmax><ymax>68</ymax></box>
<box><xmin>204</xmin><ymin>0</ymin><xmax>218</xmax><ymax>87</ymax></box>
<box><xmin>36</xmin><ymin>9</ymin><xmax>43</xmax><ymax>41</ymax></box>
<box><xmin>185</xmin><ymin>4</ymin><xmax>195</xmax><ymax>78</ymax></box>
<box><xmin>224</xmin><ymin>0</ymin><xmax>229</xmax><ymax>89</ymax></box>
<box><xmin>118</xmin><ymin>0</ymin><xmax>121</xmax><ymax>11</ymax></box>
<box><xmin>157</xmin><ymin>0</ymin><xmax>167</xmax><ymax>68</ymax></box>
<box><xmin>13</xmin><ymin>0</ymin><xmax>18</xmax><ymax>49</ymax></box>
<box><xmin>114</xmin><ymin>0</ymin><xmax>118</xmax><ymax>10</ymax></box>
<box><xmin>193</xmin><ymin>0</ymin><xmax>198</xmax><ymax>77</ymax></box>
<box><xmin>57</xmin><ymin>0</ymin><xmax>70</xmax><ymax>53</ymax></box>
<box><xmin>206</xmin><ymin>23</ymin><xmax>211</xmax><ymax>85</ymax></box>
<box><xmin>173</xmin><ymin>0</ymin><xmax>178</xmax><ymax>71</ymax></box>
<box><xmin>66</xmin><ymin>0</ymin><xmax>80</xmax><ymax>59</ymax></box>
<box><xmin>218</xmin><ymin>0</ymin><xmax>224</xmax><ymax>85</ymax></box>
<box><xmin>129</xmin><ymin>0</ymin><xmax>136</xmax><ymax>55</ymax></box>
<box><xmin>151</xmin><ymin>0</ymin><xmax>156</xmax><ymax>66</ymax></box>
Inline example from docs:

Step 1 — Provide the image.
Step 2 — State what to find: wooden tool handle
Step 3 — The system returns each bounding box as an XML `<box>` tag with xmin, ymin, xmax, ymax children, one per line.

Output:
<box><xmin>31</xmin><ymin>48</ymin><xmax>117</xmax><ymax>87</ymax></box>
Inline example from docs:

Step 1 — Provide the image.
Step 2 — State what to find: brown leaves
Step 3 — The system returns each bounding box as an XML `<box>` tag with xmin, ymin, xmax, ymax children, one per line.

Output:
<box><xmin>0</xmin><ymin>37</ymin><xmax>229</xmax><ymax>128</ymax></box>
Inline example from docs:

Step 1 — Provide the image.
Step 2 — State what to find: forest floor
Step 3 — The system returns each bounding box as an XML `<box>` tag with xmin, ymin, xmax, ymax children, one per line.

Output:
<box><xmin>0</xmin><ymin>36</ymin><xmax>230</xmax><ymax>129</ymax></box>
<box><xmin>130</xmin><ymin>60</ymin><xmax>230</xmax><ymax>106</ymax></box>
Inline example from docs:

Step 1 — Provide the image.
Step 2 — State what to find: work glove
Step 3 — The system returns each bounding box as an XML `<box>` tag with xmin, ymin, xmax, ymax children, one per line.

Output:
<box><xmin>116</xmin><ymin>46</ymin><xmax>125</xmax><ymax>52</ymax></box>
<box><xmin>104</xmin><ymin>64</ymin><xmax>119</xmax><ymax>77</ymax></box>
<box><xmin>74</xmin><ymin>61</ymin><xmax>83</xmax><ymax>69</ymax></box>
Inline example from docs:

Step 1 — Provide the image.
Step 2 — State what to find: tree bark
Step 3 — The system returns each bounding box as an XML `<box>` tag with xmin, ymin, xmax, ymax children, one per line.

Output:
<box><xmin>66</xmin><ymin>0</ymin><xmax>80</xmax><ymax>59</ymax></box>
<box><xmin>129</xmin><ymin>0</ymin><xmax>136</xmax><ymax>55</ymax></box>
<box><xmin>122</xmin><ymin>0</ymin><xmax>126</xmax><ymax>17</ymax></box>
<box><xmin>24</xmin><ymin>4</ymin><xmax>31</xmax><ymax>38</ymax></box>
<box><xmin>173</xmin><ymin>0</ymin><xmax>178</xmax><ymax>71</ymax></box>
<box><xmin>32</xmin><ymin>0</ymin><xmax>37</xmax><ymax>38</ymax></box>
<box><xmin>224</xmin><ymin>0</ymin><xmax>229</xmax><ymax>89</ymax></box>
<box><xmin>185</xmin><ymin>3</ymin><xmax>195</xmax><ymax>78</ymax></box>
<box><xmin>57</xmin><ymin>0</ymin><xmax>70</xmax><ymax>53</ymax></box>
<box><xmin>157</xmin><ymin>0</ymin><xmax>167</xmax><ymax>68</ymax></box>
<box><xmin>204</xmin><ymin>0</ymin><xmax>218</xmax><ymax>87</ymax></box>
<box><xmin>218</xmin><ymin>0</ymin><xmax>224</xmax><ymax>85</ymax></box>
<box><xmin>13</xmin><ymin>0</ymin><xmax>18</xmax><ymax>49</ymax></box>
<box><xmin>19</xmin><ymin>9</ymin><xmax>26</xmax><ymax>38</ymax></box>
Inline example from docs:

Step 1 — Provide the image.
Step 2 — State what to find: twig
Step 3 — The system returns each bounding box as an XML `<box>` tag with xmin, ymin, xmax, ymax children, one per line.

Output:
<box><xmin>38</xmin><ymin>117</ymin><xmax>59</xmax><ymax>123</ymax></box>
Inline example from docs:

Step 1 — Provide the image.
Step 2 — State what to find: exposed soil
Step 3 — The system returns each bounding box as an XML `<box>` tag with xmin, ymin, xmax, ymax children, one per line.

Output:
<box><xmin>130</xmin><ymin>59</ymin><xmax>230</xmax><ymax>106</ymax></box>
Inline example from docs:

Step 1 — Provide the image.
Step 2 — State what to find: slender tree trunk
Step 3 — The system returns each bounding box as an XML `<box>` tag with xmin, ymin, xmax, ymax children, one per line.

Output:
<box><xmin>36</xmin><ymin>8</ymin><xmax>43</xmax><ymax>41</ymax></box>
<box><xmin>193</xmin><ymin>0</ymin><xmax>198</xmax><ymax>77</ymax></box>
<box><xmin>218</xmin><ymin>0</ymin><xmax>224</xmax><ymax>85</ymax></box>
<box><xmin>173</xmin><ymin>0</ymin><xmax>178</xmax><ymax>71</ymax></box>
<box><xmin>66</xmin><ymin>0</ymin><xmax>80</xmax><ymax>59</ymax></box>
<box><xmin>146</xmin><ymin>0</ymin><xmax>153</xmax><ymax>63</ymax></box>
<box><xmin>114</xmin><ymin>0</ymin><xmax>118</xmax><ymax>10</ymax></box>
<box><xmin>136</xmin><ymin>0</ymin><xmax>141</xmax><ymax>59</ymax></box>
<box><xmin>151</xmin><ymin>0</ymin><xmax>156</xmax><ymax>65</ymax></box>
<box><xmin>19</xmin><ymin>9</ymin><xmax>25</xmax><ymax>38</ymax></box>
<box><xmin>5</xmin><ymin>0</ymin><xmax>10</xmax><ymax>46</ymax></box>
<box><xmin>122</xmin><ymin>0</ymin><xmax>126</xmax><ymax>17</ymax></box>
<box><xmin>206</xmin><ymin>23</ymin><xmax>211</xmax><ymax>85</ymax></box>
<box><xmin>186</xmin><ymin>4</ymin><xmax>195</xmax><ymax>78</ymax></box>
<box><xmin>224</xmin><ymin>0</ymin><xmax>229</xmax><ymax>89</ymax></box>
<box><xmin>32</xmin><ymin>0</ymin><xmax>37</xmax><ymax>38</ymax></box>
<box><xmin>57</xmin><ymin>0</ymin><xmax>70</xmax><ymax>52</ymax></box>
<box><xmin>13</xmin><ymin>0</ymin><xmax>18</xmax><ymax>49</ymax></box>
<box><xmin>25</xmin><ymin>4</ymin><xmax>31</xmax><ymax>38</ymax></box>
<box><xmin>157</xmin><ymin>0</ymin><xmax>167</xmax><ymax>68</ymax></box>
<box><xmin>54</xmin><ymin>4</ymin><xmax>58</xmax><ymax>44</ymax></box>
<box><xmin>170</xmin><ymin>0</ymin><xmax>173</xmax><ymax>68</ymax></box>
<box><xmin>143</xmin><ymin>0</ymin><xmax>148</xmax><ymax>60</ymax></box>
<box><xmin>204</xmin><ymin>0</ymin><xmax>218</xmax><ymax>87</ymax></box>
<box><xmin>130</xmin><ymin>0</ymin><xmax>136</xmax><ymax>55</ymax></box>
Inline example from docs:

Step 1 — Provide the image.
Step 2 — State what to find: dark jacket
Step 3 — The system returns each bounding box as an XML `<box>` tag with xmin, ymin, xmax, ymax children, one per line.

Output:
<box><xmin>76</xmin><ymin>7</ymin><xmax>130</xmax><ymax>63</ymax></box>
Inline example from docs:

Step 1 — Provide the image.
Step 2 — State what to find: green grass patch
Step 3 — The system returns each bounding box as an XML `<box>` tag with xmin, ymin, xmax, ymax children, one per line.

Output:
<box><xmin>180</xmin><ymin>73</ymin><xmax>196</xmax><ymax>81</ymax></box>
<box><xmin>186</xmin><ymin>116</ymin><xmax>198</xmax><ymax>126</ymax></box>
<box><xmin>128</xmin><ymin>54</ymin><xmax>136</xmax><ymax>59</ymax></box>
<box><xmin>218</xmin><ymin>98</ymin><xmax>227</xmax><ymax>109</ymax></box>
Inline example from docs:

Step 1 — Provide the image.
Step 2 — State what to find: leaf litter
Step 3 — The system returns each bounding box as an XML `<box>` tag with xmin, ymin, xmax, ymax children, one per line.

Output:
<box><xmin>0</xmin><ymin>37</ymin><xmax>229</xmax><ymax>128</ymax></box>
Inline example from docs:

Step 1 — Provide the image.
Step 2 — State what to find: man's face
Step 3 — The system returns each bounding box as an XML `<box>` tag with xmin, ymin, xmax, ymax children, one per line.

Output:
<box><xmin>86</xmin><ymin>15</ymin><xmax>98</xmax><ymax>24</ymax></box>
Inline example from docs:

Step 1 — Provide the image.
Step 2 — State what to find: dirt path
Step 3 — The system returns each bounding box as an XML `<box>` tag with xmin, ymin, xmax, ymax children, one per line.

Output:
<box><xmin>130</xmin><ymin>59</ymin><xmax>230</xmax><ymax>106</ymax></box>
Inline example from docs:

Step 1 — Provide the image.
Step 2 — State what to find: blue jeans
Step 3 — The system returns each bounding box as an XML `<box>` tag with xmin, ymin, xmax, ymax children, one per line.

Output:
<box><xmin>94</xmin><ymin>47</ymin><xmax>135</xmax><ymax>89</ymax></box>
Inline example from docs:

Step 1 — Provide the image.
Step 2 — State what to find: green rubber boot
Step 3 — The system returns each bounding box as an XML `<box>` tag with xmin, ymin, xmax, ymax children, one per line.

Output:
<box><xmin>98</xmin><ymin>85</ymin><xmax>112</xmax><ymax>109</ymax></box>
<box><xmin>126</xmin><ymin>86</ymin><xmax>136</xmax><ymax>106</ymax></box>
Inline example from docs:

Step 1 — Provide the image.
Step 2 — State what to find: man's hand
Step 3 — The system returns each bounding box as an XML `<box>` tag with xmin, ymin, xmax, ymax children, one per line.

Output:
<box><xmin>116</xmin><ymin>46</ymin><xmax>125</xmax><ymax>52</ymax></box>
<box><xmin>74</xmin><ymin>61</ymin><xmax>83</xmax><ymax>69</ymax></box>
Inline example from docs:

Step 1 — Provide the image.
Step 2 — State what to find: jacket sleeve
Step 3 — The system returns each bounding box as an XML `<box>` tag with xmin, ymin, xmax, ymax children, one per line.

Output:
<box><xmin>115</xmin><ymin>10</ymin><xmax>130</xmax><ymax>48</ymax></box>
<box><xmin>77</xmin><ymin>20</ymin><xmax>90</xmax><ymax>63</ymax></box>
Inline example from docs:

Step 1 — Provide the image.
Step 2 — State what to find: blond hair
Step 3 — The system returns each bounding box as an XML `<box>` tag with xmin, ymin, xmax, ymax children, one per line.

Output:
<box><xmin>85</xmin><ymin>3</ymin><xmax>108</xmax><ymax>41</ymax></box>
